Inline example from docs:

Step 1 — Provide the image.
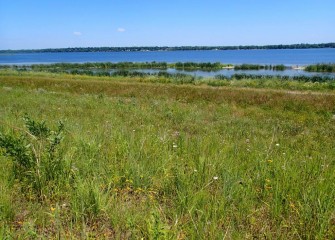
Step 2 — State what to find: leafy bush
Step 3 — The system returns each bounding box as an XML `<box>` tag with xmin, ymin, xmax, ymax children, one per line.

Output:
<box><xmin>0</xmin><ymin>115</ymin><xmax>69</xmax><ymax>199</ymax></box>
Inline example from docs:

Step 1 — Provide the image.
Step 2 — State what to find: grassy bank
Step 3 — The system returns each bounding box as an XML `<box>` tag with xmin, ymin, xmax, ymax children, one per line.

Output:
<box><xmin>1</xmin><ymin>69</ymin><xmax>335</xmax><ymax>92</ymax></box>
<box><xmin>0</xmin><ymin>71</ymin><xmax>335</xmax><ymax>239</ymax></box>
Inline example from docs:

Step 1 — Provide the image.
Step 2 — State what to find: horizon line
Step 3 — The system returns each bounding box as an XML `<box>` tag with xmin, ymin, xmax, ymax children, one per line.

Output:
<box><xmin>1</xmin><ymin>42</ymin><xmax>334</xmax><ymax>52</ymax></box>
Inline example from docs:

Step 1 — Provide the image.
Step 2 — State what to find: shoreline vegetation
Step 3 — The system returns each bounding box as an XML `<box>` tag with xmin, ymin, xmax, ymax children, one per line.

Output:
<box><xmin>1</xmin><ymin>68</ymin><xmax>335</xmax><ymax>92</ymax></box>
<box><xmin>305</xmin><ymin>63</ymin><xmax>335</xmax><ymax>72</ymax></box>
<box><xmin>1</xmin><ymin>62</ymin><xmax>335</xmax><ymax>73</ymax></box>
<box><xmin>1</xmin><ymin>62</ymin><xmax>335</xmax><ymax>92</ymax></box>
<box><xmin>0</xmin><ymin>69</ymin><xmax>335</xmax><ymax>238</ymax></box>
<box><xmin>0</xmin><ymin>42</ymin><xmax>334</xmax><ymax>53</ymax></box>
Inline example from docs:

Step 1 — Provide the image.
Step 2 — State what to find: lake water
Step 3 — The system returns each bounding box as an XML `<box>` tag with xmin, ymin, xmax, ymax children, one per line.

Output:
<box><xmin>1</xmin><ymin>48</ymin><xmax>335</xmax><ymax>65</ymax></box>
<box><xmin>1</xmin><ymin>48</ymin><xmax>335</xmax><ymax>77</ymax></box>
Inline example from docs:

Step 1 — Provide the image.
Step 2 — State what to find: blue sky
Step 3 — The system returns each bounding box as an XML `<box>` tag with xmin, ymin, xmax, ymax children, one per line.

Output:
<box><xmin>0</xmin><ymin>0</ymin><xmax>334</xmax><ymax>50</ymax></box>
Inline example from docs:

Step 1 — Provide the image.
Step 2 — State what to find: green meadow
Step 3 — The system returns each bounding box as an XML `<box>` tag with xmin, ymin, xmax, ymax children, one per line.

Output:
<box><xmin>0</xmin><ymin>70</ymin><xmax>335</xmax><ymax>239</ymax></box>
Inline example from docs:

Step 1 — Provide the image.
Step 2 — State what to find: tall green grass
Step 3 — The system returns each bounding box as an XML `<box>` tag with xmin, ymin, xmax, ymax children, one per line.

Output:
<box><xmin>305</xmin><ymin>64</ymin><xmax>335</xmax><ymax>73</ymax></box>
<box><xmin>0</xmin><ymin>72</ymin><xmax>335</xmax><ymax>238</ymax></box>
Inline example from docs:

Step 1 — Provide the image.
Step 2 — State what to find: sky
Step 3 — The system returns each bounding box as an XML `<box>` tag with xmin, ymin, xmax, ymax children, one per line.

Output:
<box><xmin>0</xmin><ymin>0</ymin><xmax>334</xmax><ymax>50</ymax></box>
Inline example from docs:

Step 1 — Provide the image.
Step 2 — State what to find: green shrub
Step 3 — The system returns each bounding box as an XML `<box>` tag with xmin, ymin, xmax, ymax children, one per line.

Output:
<box><xmin>0</xmin><ymin>115</ymin><xmax>68</xmax><ymax>199</ymax></box>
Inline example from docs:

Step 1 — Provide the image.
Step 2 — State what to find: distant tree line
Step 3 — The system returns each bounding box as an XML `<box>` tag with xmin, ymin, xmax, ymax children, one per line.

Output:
<box><xmin>1</xmin><ymin>43</ymin><xmax>334</xmax><ymax>53</ymax></box>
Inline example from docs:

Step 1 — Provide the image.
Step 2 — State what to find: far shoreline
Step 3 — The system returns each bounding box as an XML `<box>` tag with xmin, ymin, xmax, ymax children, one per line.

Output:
<box><xmin>0</xmin><ymin>43</ymin><xmax>334</xmax><ymax>54</ymax></box>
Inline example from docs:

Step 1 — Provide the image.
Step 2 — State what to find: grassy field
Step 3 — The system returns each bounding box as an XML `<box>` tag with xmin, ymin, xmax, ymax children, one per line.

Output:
<box><xmin>0</xmin><ymin>70</ymin><xmax>335</xmax><ymax>239</ymax></box>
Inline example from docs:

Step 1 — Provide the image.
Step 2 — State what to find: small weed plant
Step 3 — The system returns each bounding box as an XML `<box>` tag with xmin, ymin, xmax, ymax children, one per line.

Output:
<box><xmin>0</xmin><ymin>115</ymin><xmax>69</xmax><ymax>200</ymax></box>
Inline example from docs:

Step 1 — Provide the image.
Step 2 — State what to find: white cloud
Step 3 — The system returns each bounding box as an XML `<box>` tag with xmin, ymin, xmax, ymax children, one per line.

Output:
<box><xmin>117</xmin><ymin>28</ymin><xmax>126</xmax><ymax>32</ymax></box>
<box><xmin>73</xmin><ymin>31</ymin><xmax>82</xmax><ymax>36</ymax></box>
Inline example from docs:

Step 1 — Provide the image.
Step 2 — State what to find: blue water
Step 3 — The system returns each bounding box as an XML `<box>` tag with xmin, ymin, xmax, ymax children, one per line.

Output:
<box><xmin>1</xmin><ymin>48</ymin><xmax>335</xmax><ymax>65</ymax></box>
<box><xmin>1</xmin><ymin>49</ymin><xmax>335</xmax><ymax>77</ymax></box>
